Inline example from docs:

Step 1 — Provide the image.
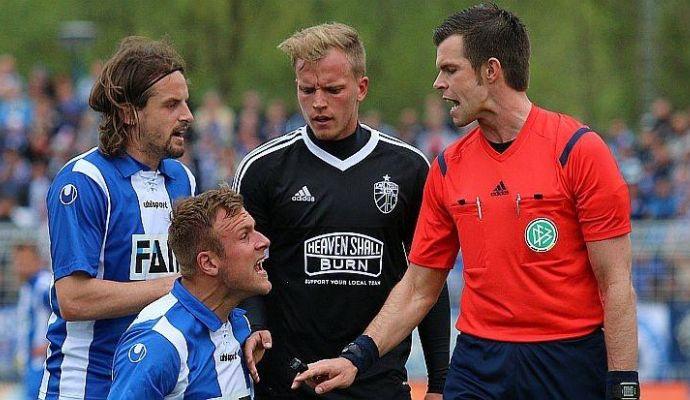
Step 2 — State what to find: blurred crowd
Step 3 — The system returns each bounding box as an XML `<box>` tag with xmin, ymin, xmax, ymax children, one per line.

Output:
<box><xmin>1</xmin><ymin>53</ymin><xmax>690</xmax><ymax>231</ymax></box>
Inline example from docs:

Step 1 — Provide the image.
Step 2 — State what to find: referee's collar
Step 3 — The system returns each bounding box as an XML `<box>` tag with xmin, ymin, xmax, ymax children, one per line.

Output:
<box><xmin>171</xmin><ymin>279</ymin><xmax>224</xmax><ymax>331</ymax></box>
<box><xmin>111</xmin><ymin>153</ymin><xmax>175</xmax><ymax>179</ymax></box>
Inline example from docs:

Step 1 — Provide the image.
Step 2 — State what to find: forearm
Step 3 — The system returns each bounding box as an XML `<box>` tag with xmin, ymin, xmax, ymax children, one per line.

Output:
<box><xmin>57</xmin><ymin>274</ymin><xmax>175</xmax><ymax>321</ymax></box>
<box><xmin>364</xmin><ymin>265</ymin><xmax>449</xmax><ymax>356</ymax></box>
<box><xmin>587</xmin><ymin>235</ymin><xmax>638</xmax><ymax>371</ymax></box>
<box><xmin>417</xmin><ymin>283</ymin><xmax>450</xmax><ymax>393</ymax></box>
<box><xmin>602</xmin><ymin>282</ymin><xmax>638</xmax><ymax>370</ymax></box>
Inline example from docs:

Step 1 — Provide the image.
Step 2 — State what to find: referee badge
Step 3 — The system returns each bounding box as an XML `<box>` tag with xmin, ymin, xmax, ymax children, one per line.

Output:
<box><xmin>525</xmin><ymin>218</ymin><xmax>558</xmax><ymax>252</ymax></box>
<box><xmin>374</xmin><ymin>175</ymin><xmax>398</xmax><ymax>214</ymax></box>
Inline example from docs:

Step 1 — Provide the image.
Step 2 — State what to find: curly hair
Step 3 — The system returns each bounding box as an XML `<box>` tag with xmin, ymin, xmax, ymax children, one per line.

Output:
<box><xmin>168</xmin><ymin>186</ymin><xmax>244</xmax><ymax>278</ymax></box>
<box><xmin>89</xmin><ymin>36</ymin><xmax>185</xmax><ymax>157</ymax></box>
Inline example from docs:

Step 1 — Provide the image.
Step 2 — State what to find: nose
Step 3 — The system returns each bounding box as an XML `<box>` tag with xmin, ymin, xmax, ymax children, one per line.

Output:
<box><xmin>433</xmin><ymin>72</ymin><xmax>446</xmax><ymax>91</ymax></box>
<box><xmin>180</xmin><ymin>101</ymin><xmax>194</xmax><ymax>123</ymax></box>
<box><xmin>257</xmin><ymin>232</ymin><xmax>270</xmax><ymax>251</ymax></box>
<box><xmin>312</xmin><ymin>89</ymin><xmax>327</xmax><ymax>111</ymax></box>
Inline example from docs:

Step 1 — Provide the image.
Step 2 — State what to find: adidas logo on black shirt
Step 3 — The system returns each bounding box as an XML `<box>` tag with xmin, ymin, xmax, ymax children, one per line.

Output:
<box><xmin>490</xmin><ymin>181</ymin><xmax>509</xmax><ymax>196</ymax></box>
<box><xmin>292</xmin><ymin>186</ymin><xmax>315</xmax><ymax>202</ymax></box>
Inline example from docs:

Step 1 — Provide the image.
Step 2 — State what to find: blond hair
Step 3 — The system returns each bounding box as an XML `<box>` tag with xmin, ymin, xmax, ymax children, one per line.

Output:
<box><xmin>278</xmin><ymin>22</ymin><xmax>366</xmax><ymax>77</ymax></box>
<box><xmin>168</xmin><ymin>186</ymin><xmax>244</xmax><ymax>278</ymax></box>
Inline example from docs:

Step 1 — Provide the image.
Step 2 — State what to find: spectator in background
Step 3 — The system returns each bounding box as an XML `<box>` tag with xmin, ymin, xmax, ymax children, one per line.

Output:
<box><xmin>605</xmin><ymin>118</ymin><xmax>635</xmax><ymax>158</ymax></box>
<box><xmin>396</xmin><ymin>107</ymin><xmax>423</xmax><ymax>146</ymax></box>
<box><xmin>646</xmin><ymin>178</ymin><xmax>679</xmax><ymax>219</ymax></box>
<box><xmin>361</xmin><ymin>109</ymin><xmax>397</xmax><ymax>136</ymax></box>
<box><xmin>417</xmin><ymin>96</ymin><xmax>456</xmax><ymax>159</ymax></box>
<box><xmin>195</xmin><ymin>90</ymin><xmax>236</xmax><ymax>190</ymax></box>
<box><xmin>261</xmin><ymin>98</ymin><xmax>289</xmax><ymax>140</ymax></box>
<box><xmin>668</xmin><ymin>111</ymin><xmax>690</xmax><ymax>161</ymax></box>
<box><xmin>13</xmin><ymin>240</ymin><xmax>51</xmax><ymax>400</ymax></box>
<box><xmin>643</xmin><ymin>97</ymin><xmax>674</xmax><ymax>141</ymax></box>
<box><xmin>0</xmin><ymin>54</ymin><xmax>22</xmax><ymax>99</ymax></box>
<box><xmin>0</xmin><ymin>78</ymin><xmax>33</xmax><ymax>151</ymax></box>
<box><xmin>234</xmin><ymin>107</ymin><xmax>262</xmax><ymax>158</ymax></box>
<box><xmin>0</xmin><ymin>186</ymin><xmax>19</xmax><ymax>225</ymax></box>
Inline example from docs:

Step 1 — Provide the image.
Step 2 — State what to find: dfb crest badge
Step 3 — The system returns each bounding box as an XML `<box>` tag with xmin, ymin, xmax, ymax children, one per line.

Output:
<box><xmin>374</xmin><ymin>175</ymin><xmax>398</xmax><ymax>214</ymax></box>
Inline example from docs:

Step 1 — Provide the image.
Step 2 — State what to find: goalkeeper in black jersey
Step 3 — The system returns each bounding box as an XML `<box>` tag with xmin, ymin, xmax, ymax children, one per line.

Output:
<box><xmin>233</xmin><ymin>22</ymin><xmax>450</xmax><ymax>400</ymax></box>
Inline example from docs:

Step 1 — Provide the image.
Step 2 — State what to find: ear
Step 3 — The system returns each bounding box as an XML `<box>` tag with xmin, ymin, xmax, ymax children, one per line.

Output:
<box><xmin>196</xmin><ymin>251</ymin><xmax>220</xmax><ymax>277</ymax></box>
<box><xmin>484</xmin><ymin>58</ymin><xmax>502</xmax><ymax>85</ymax></box>
<box><xmin>357</xmin><ymin>76</ymin><xmax>369</xmax><ymax>102</ymax></box>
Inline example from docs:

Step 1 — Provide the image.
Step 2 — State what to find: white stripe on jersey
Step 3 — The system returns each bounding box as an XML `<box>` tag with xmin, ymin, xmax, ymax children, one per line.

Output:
<box><xmin>153</xmin><ymin>317</ymin><xmax>189</xmax><ymax>400</ymax></box>
<box><xmin>301</xmin><ymin>127</ymin><xmax>380</xmax><ymax>172</ymax></box>
<box><xmin>179</xmin><ymin>163</ymin><xmax>197</xmax><ymax>195</ymax></box>
<box><xmin>73</xmin><ymin>159</ymin><xmax>111</xmax><ymax>279</ymax></box>
<box><xmin>38</xmin><ymin>312</ymin><xmax>58</xmax><ymax>398</ymax></box>
<box><xmin>58</xmin><ymin>321</ymin><xmax>95</xmax><ymax>398</ymax></box>
<box><xmin>131</xmin><ymin>171</ymin><xmax>173</xmax><ymax>234</ymax></box>
<box><xmin>131</xmin><ymin>294</ymin><xmax>178</xmax><ymax>326</ymax></box>
<box><xmin>233</xmin><ymin>130</ymin><xmax>304</xmax><ymax>192</ymax></box>
<box><xmin>209</xmin><ymin>323</ymin><xmax>251</xmax><ymax>399</ymax></box>
<box><xmin>377</xmin><ymin>132</ymin><xmax>430</xmax><ymax>167</ymax></box>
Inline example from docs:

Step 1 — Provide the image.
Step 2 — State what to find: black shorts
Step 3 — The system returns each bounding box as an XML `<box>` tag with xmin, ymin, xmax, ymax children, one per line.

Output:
<box><xmin>444</xmin><ymin>329</ymin><xmax>607</xmax><ymax>400</ymax></box>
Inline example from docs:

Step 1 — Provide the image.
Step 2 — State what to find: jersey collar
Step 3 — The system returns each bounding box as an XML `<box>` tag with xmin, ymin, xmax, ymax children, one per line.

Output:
<box><xmin>171</xmin><ymin>279</ymin><xmax>223</xmax><ymax>331</ymax></box>
<box><xmin>111</xmin><ymin>154</ymin><xmax>175</xmax><ymax>180</ymax></box>
<box><xmin>301</xmin><ymin>123</ymin><xmax>380</xmax><ymax>171</ymax></box>
<box><xmin>478</xmin><ymin>104</ymin><xmax>540</xmax><ymax>162</ymax></box>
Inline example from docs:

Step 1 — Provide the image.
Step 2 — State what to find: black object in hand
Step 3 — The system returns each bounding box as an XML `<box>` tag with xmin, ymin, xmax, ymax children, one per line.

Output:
<box><xmin>289</xmin><ymin>357</ymin><xmax>308</xmax><ymax>374</ymax></box>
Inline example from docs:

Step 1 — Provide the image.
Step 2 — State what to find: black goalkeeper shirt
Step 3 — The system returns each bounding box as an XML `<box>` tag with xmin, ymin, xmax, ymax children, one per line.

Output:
<box><xmin>233</xmin><ymin>124</ymin><xmax>448</xmax><ymax>398</ymax></box>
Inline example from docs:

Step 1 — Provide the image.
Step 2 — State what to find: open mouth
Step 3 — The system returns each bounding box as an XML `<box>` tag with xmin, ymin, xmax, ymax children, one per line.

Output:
<box><xmin>312</xmin><ymin>115</ymin><xmax>332</xmax><ymax>123</ymax></box>
<box><xmin>444</xmin><ymin>98</ymin><xmax>460</xmax><ymax>112</ymax></box>
<box><xmin>254</xmin><ymin>257</ymin><xmax>268</xmax><ymax>278</ymax></box>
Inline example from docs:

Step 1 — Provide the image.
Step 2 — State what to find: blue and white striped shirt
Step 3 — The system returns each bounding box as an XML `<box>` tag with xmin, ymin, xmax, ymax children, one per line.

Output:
<box><xmin>16</xmin><ymin>269</ymin><xmax>52</xmax><ymax>371</ymax></box>
<box><xmin>109</xmin><ymin>280</ymin><xmax>253</xmax><ymax>400</ymax></box>
<box><xmin>41</xmin><ymin>148</ymin><xmax>196</xmax><ymax>400</ymax></box>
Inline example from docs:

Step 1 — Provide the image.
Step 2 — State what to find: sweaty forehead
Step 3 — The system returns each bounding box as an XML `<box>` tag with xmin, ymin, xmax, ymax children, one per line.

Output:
<box><xmin>436</xmin><ymin>35</ymin><xmax>467</xmax><ymax>67</ymax></box>
<box><xmin>149</xmin><ymin>70</ymin><xmax>189</xmax><ymax>99</ymax></box>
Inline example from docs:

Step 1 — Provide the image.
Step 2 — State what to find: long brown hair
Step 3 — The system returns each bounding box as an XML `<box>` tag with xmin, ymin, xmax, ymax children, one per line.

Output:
<box><xmin>89</xmin><ymin>36</ymin><xmax>185</xmax><ymax>157</ymax></box>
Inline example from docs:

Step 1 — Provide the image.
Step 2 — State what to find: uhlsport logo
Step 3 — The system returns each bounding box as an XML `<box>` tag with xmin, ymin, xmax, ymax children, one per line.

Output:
<box><xmin>304</xmin><ymin>232</ymin><xmax>384</xmax><ymax>277</ymax></box>
<box><xmin>128</xmin><ymin>343</ymin><xmax>147</xmax><ymax>363</ymax></box>
<box><xmin>374</xmin><ymin>175</ymin><xmax>398</xmax><ymax>214</ymax></box>
<box><xmin>59</xmin><ymin>184</ymin><xmax>78</xmax><ymax>205</ymax></box>
<box><xmin>524</xmin><ymin>218</ymin><xmax>558</xmax><ymax>252</ymax></box>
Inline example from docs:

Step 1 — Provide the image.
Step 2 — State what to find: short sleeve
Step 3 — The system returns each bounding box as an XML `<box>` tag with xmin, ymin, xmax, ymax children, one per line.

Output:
<box><xmin>47</xmin><ymin>171</ymin><xmax>107</xmax><ymax>280</ymax></box>
<box><xmin>409</xmin><ymin>158</ymin><xmax>459</xmax><ymax>269</ymax></box>
<box><xmin>109</xmin><ymin>329</ymin><xmax>180</xmax><ymax>400</ymax></box>
<box><xmin>564</xmin><ymin>132</ymin><xmax>631</xmax><ymax>241</ymax></box>
<box><xmin>233</xmin><ymin>157</ymin><xmax>270</xmax><ymax>232</ymax></box>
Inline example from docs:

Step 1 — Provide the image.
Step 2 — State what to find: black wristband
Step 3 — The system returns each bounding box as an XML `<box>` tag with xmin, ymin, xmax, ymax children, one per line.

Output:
<box><xmin>606</xmin><ymin>371</ymin><xmax>640</xmax><ymax>400</ymax></box>
<box><xmin>340</xmin><ymin>335</ymin><xmax>380</xmax><ymax>375</ymax></box>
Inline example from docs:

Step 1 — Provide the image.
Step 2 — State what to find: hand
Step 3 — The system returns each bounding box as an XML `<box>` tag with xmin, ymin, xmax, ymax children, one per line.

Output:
<box><xmin>291</xmin><ymin>357</ymin><xmax>357</xmax><ymax>395</ymax></box>
<box><xmin>243</xmin><ymin>330</ymin><xmax>272</xmax><ymax>383</ymax></box>
<box><xmin>424</xmin><ymin>393</ymin><xmax>443</xmax><ymax>400</ymax></box>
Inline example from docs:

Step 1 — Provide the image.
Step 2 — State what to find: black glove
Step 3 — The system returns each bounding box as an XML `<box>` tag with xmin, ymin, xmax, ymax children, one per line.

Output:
<box><xmin>606</xmin><ymin>371</ymin><xmax>640</xmax><ymax>400</ymax></box>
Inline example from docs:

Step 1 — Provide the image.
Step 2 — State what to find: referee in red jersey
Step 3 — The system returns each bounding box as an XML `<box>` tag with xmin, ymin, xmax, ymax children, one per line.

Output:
<box><xmin>293</xmin><ymin>4</ymin><xmax>639</xmax><ymax>400</ymax></box>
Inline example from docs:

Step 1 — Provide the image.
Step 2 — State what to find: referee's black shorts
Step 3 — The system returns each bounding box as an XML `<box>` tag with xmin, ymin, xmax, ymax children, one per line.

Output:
<box><xmin>444</xmin><ymin>328</ymin><xmax>607</xmax><ymax>400</ymax></box>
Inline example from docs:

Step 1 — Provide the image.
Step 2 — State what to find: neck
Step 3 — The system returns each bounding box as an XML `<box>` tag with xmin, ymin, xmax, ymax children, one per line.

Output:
<box><xmin>182</xmin><ymin>277</ymin><xmax>241</xmax><ymax>323</ymax></box>
<box><xmin>126</xmin><ymin>145</ymin><xmax>161</xmax><ymax>170</ymax></box>
<box><xmin>477</xmin><ymin>92</ymin><xmax>532</xmax><ymax>143</ymax></box>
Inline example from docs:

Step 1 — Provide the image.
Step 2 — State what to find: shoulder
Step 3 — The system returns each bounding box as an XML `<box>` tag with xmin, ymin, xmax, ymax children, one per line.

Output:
<box><xmin>441</xmin><ymin>127</ymin><xmax>482</xmax><ymax>166</ymax></box>
<box><xmin>375</xmin><ymin>129</ymin><xmax>430</xmax><ymax>168</ymax></box>
<box><xmin>233</xmin><ymin>127</ymin><xmax>305</xmax><ymax>189</ymax></box>
<box><xmin>161</xmin><ymin>159</ymin><xmax>195</xmax><ymax>181</ymax></box>
<box><xmin>51</xmin><ymin>148</ymin><xmax>111</xmax><ymax>196</ymax></box>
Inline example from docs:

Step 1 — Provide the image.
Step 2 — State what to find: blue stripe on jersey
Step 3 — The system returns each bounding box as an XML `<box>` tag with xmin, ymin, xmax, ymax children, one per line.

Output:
<box><xmin>42</xmin><ymin>149</ymin><xmax>195</xmax><ymax>400</ymax></box>
<box><xmin>109</xmin><ymin>281</ymin><xmax>252</xmax><ymax>399</ymax></box>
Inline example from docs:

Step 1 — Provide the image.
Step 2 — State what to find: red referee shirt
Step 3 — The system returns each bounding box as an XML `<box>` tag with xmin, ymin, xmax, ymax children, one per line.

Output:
<box><xmin>409</xmin><ymin>105</ymin><xmax>631</xmax><ymax>342</ymax></box>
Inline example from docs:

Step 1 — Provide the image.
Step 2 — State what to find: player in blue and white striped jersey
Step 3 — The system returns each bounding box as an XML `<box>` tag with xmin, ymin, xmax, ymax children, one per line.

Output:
<box><xmin>41</xmin><ymin>37</ymin><xmax>196</xmax><ymax>400</ymax></box>
<box><xmin>13</xmin><ymin>241</ymin><xmax>51</xmax><ymax>400</ymax></box>
<box><xmin>109</xmin><ymin>186</ymin><xmax>270</xmax><ymax>400</ymax></box>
